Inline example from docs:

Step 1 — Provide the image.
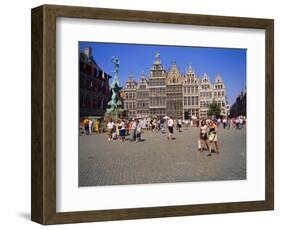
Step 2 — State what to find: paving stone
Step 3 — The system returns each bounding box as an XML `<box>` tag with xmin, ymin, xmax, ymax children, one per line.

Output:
<box><xmin>79</xmin><ymin>127</ymin><xmax>246</xmax><ymax>186</ymax></box>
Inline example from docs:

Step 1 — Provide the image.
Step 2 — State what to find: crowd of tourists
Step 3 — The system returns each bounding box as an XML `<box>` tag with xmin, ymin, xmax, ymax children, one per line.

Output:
<box><xmin>106</xmin><ymin>118</ymin><xmax>142</xmax><ymax>142</ymax></box>
<box><xmin>80</xmin><ymin>117</ymin><xmax>102</xmax><ymax>135</ymax></box>
<box><xmin>104</xmin><ymin>116</ymin><xmax>184</xmax><ymax>142</ymax></box>
<box><xmin>80</xmin><ymin>115</ymin><xmax>246</xmax><ymax>155</ymax></box>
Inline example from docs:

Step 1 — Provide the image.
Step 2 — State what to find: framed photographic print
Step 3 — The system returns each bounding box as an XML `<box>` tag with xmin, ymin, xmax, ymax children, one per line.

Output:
<box><xmin>31</xmin><ymin>4</ymin><xmax>274</xmax><ymax>225</ymax></box>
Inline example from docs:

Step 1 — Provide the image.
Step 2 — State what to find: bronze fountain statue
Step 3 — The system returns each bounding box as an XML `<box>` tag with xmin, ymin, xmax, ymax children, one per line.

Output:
<box><xmin>106</xmin><ymin>56</ymin><xmax>123</xmax><ymax>119</ymax></box>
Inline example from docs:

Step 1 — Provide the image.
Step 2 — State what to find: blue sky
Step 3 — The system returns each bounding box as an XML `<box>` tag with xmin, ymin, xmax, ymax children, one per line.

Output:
<box><xmin>79</xmin><ymin>42</ymin><xmax>246</xmax><ymax>105</ymax></box>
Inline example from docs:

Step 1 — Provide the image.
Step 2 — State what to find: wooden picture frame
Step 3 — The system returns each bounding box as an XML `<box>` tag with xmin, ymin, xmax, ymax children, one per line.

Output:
<box><xmin>31</xmin><ymin>4</ymin><xmax>274</xmax><ymax>225</ymax></box>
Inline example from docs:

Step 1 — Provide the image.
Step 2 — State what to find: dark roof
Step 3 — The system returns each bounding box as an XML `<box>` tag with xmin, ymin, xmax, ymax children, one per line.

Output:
<box><xmin>79</xmin><ymin>52</ymin><xmax>112</xmax><ymax>79</ymax></box>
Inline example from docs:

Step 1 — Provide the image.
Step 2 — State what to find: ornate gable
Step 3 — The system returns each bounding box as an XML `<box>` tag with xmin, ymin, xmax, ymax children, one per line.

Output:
<box><xmin>215</xmin><ymin>74</ymin><xmax>223</xmax><ymax>83</ymax></box>
<box><xmin>183</xmin><ymin>64</ymin><xmax>199</xmax><ymax>84</ymax></box>
<box><xmin>137</xmin><ymin>71</ymin><xmax>149</xmax><ymax>89</ymax></box>
<box><xmin>201</xmin><ymin>73</ymin><xmax>210</xmax><ymax>83</ymax></box>
<box><xmin>166</xmin><ymin>62</ymin><xmax>182</xmax><ymax>84</ymax></box>
<box><xmin>125</xmin><ymin>74</ymin><xmax>137</xmax><ymax>89</ymax></box>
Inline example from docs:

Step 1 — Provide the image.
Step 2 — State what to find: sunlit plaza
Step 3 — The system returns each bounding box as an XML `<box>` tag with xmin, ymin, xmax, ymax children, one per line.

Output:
<box><xmin>79</xmin><ymin>127</ymin><xmax>246</xmax><ymax>186</ymax></box>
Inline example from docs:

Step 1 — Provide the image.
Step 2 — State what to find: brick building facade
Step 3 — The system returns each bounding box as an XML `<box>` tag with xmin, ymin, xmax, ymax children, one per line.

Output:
<box><xmin>79</xmin><ymin>47</ymin><xmax>111</xmax><ymax>117</ymax></box>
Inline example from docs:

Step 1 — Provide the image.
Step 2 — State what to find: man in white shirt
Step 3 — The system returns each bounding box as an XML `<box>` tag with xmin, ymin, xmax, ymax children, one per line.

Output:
<box><xmin>167</xmin><ymin>117</ymin><xmax>174</xmax><ymax>141</ymax></box>
<box><xmin>222</xmin><ymin>117</ymin><xmax>227</xmax><ymax>129</ymax></box>
<box><xmin>119</xmin><ymin>120</ymin><xmax>126</xmax><ymax>141</ymax></box>
<box><xmin>239</xmin><ymin>117</ymin><xmax>243</xmax><ymax>129</ymax></box>
<box><xmin>130</xmin><ymin>119</ymin><xmax>137</xmax><ymax>142</ymax></box>
<box><xmin>107</xmin><ymin>119</ymin><xmax>115</xmax><ymax>141</ymax></box>
<box><xmin>178</xmin><ymin>118</ymin><xmax>182</xmax><ymax>132</ymax></box>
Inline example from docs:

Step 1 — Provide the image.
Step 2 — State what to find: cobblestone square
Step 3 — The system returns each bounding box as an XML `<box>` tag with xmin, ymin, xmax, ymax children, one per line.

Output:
<box><xmin>79</xmin><ymin>127</ymin><xmax>246</xmax><ymax>186</ymax></box>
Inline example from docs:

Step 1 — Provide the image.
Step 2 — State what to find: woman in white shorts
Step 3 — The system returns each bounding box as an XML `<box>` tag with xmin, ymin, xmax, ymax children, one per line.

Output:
<box><xmin>208</xmin><ymin>120</ymin><xmax>219</xmax><ymax>156</ymax></box>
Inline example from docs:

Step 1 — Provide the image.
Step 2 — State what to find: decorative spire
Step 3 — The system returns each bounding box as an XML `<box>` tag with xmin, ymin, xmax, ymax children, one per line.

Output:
<box><xmin>141</xmin><ymin>70</ymin><xmax>145</xmax><ymax>79</ymax></box>
<box><xmin>188</xmin><ymin>63</ymin><xmax>193</xmax><ymax>72</ymax></box>
<box><xmin>215</xmin><ymin>74</ymin><xmax>222</xmax><ymax>83</ymax></box>
<box><xmin>154</xmin><ymin>51</ymin><xmax>161</xmax><ymax>65</ymax></box>
<box><xmin>155</xmin><ymin>52</ymin><xmax>160</xmax><ymax>59</ymax></box>
<box><xmin>128</xmin><ymin>73</ymin><xmax>134</xmax><ymax>81</ymax></box>
<box><xmin>169</xmin><ymin>62</ymin><xmax>179</xmax><ymax>74</ymax></box>
<box><xmin>202</xmin><ymin>73</ymin><xmax>209</xmax><ymax>81</ymax></box>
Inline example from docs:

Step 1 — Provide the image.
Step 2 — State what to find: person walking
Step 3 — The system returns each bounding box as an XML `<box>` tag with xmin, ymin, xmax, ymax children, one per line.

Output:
<box><xmin>239</xmin><ymin>116</ymin><xmax>244</xmax><ymax>129</ymax></box>
<box><xmin>167</xmin><ymin>116</ymin><xmax>174</xmax><ymax>141</ymax></box>
<box><xmin>116</xmin><ymin>120</ymin><xmax>120</xmax><ymax>140</ymax></box>
<box><xmin>106</xmin><ymin>119</ymin><xmax>114</xmax><ymax>141</ymax></box>
<box><xmin>119</xmin><ymin>119</ymin><xmax>126</xmax><ymax>142</ymax></box>
<box><xmin>83</xmin><ymin>118</ymin><xmax>89</xmax><ymax>135</ymax></box>
<box><xmin>152</xmin><ymin>118</ymin><xmax>157</xmax><ymax>132</ymax></box>
<box><xmin>235</xmin><ymin>118</ymin><xmax>238</xmax><ymax>128</ymax></box>
<box><xmin>126</xmin><ymin>119</ymin><xmax>130</xmax><ymax>135</ymax></box>
<box><xmin>198</xmin><ymin>120</ymin><xmax>209</xmax><ymax>152</ymax></box>
<box><xmin>217</xmin><ymin>117</ymin><xmax>221</xmax><ymax>128</ymax></box>
<box><xmin>88</xmin><ymin>119</ymin><xmax>93</xmax><ymax>135</ymax></box>
<box><xmin>178</xmin><ymin>118</ymin><xmax>183</xmax><ymax>132</ymax></box>
<box><xmin>159</xmin><ymin>117</ymin><xmax>164</xmax><ymax>133</ymax></box>
<box><xmin>130</xmin><ymin>119</ymin><xmax>137</xmax><ymax>142</ymax></box>
<box><xmin>208</xmin><ymin>120</ymin><xmax>219</xmax><ymax>156</ymax></box>
<box><xmin>222</xmin><ymin>117</ymin><xmax>227</xmax><ymax>129</ymax></box>
<box><xmin>95</xmin><ymin>119</ymin><xmax>100</xmax><ymax>134</ymax></box>
<box><xmin>136</xmin><ymin>119</ymin><xmax>142</xmax><ymax>142</ymax></box>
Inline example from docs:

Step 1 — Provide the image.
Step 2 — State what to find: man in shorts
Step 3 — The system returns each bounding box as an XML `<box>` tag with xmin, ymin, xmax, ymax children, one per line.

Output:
<box><xmin>106</xmin><ymin>119</ymin><xmax>114</xmax><ymax>141</ymax></box>
<box><xmin>167</xmin><ymin>116</ymin><xmax>174</xmax><ymax>141</ymax></box>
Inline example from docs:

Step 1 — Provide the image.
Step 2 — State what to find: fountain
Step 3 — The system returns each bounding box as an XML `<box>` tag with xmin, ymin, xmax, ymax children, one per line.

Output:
<box><xmin>105</xmin><ymin>56</ymin><xmax>123</xmax><ymax>120</ymax></box>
